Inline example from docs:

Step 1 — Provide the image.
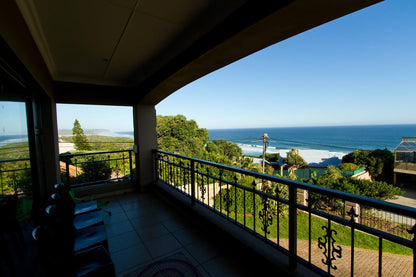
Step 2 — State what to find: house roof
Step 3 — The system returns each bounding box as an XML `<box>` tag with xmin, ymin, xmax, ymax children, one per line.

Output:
<box><xmin>395</xmin><ymin>137</ymin><xmax>416</xmax><ymax>152</ymax></box>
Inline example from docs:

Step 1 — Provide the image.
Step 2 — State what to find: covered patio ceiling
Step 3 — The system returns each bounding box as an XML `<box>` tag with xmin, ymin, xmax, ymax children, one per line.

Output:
<box><xmin>3</xmin><ymin>0</ymin><xmax>381</xmax><ymax>105</ymax></box>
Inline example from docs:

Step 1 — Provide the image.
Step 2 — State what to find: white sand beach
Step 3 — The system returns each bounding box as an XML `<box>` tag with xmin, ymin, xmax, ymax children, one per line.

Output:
<box><xmin>59</xmin><ymin>142</ymin><xmax>75</xmax><ymax>153</ymax></box>
<box><xmin>239</xmin><ymin>143</ymin><xmax>347</xmax><ymax>167</ymax></box>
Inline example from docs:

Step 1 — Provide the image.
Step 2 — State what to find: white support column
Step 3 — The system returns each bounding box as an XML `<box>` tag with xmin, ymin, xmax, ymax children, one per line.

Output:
<box><xmin>133</xmin><ymin>104</ymin><xmax>157</xmax><ymax>191</ymax></box>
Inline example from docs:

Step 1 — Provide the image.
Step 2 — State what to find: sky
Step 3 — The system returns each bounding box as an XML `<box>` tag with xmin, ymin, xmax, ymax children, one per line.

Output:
<box><xmin>0</xmin><ymin>102</ymin><xmax>28</xmax><ymax>135</ymax></box>
<box><xmin>156</xmin><ymin>0</ymin><xmax>416</xmax><ymax>129</ymax></box>
<box><xmin>2</xmin><ymin>0</ymin><xmax>416</xmax><ymax>134</ymax></box>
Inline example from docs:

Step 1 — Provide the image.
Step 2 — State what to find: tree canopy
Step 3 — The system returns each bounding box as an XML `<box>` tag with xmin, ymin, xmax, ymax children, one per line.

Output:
<box><xmin>72</xmin><ymin>119</ymin><xmax>91</xmax><ymax>151</ymax></box>
<box><xmin>156</xmin><ymin>115</ymin><xmax>209</xmax><ymax>158</ymax></box>
<box><xmin>324</xmin><ymin>165</ymin><xmax>342</xmax><ymax>180</ymax></box>
<box><xmin>284</xmin><ymin>148</ymin><xmax>308</xmax><ymax>168</ymax></box>
<box><xmin>342</xmin><ymin>149</ymin><xmax>394</xmax><ymax>183</ymax></box>
<box><xmin>206</xmin><ymin>139</ymin><xmax>243</xmax><ymax>161</ymax></box>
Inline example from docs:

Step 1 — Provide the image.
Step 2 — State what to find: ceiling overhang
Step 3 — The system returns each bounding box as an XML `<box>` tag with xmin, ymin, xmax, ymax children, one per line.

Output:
<box><xmin>3</xmin><ymin>0</ymin><xmax>382</xmax><ymax>105</ymax></box>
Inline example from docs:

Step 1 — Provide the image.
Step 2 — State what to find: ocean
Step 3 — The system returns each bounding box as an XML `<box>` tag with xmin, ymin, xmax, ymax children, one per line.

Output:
<box><xmin>2</xmin><ymin>125</ymin><xmax>416</xmax><ymax>167</ymax></box>
<box><xmin>207</xmin><ymin>125</ymin><xmax>416</xmax><ymax>167</ymax></box>
<box><xmin>0</xmin><ymin>134</ymin><xmax>28</xmax><ymax>148</ymax></box>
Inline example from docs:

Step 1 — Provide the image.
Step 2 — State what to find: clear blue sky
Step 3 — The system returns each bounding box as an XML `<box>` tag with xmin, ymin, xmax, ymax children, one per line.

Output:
<box><xmin>2</xmin><ymin>0</ymin><xmax>415</xmax><ymax>134</ymax></box>
<box><xmin>0</xmin><ymin>102</ymin><xmax>28</xmax><ymax>135</ymax></box>
<box><xmin>157</xmin><ymin>0</ymin><xmax>416</xmax><ymax>129</ymax></box>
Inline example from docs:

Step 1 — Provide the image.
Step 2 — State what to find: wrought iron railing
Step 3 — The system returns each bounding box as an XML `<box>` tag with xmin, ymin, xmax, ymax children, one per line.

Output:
<box><xmin>155</xmin><ymin>150</ymin><xmax>416</xmax><ymax>277</ymax></box>
<box><xmin>0</xmin><ymin>158</ymin><xmax>31</xmax><ymax>196</ymax></box>
<box><xmin>59</xmin><ymin>150</ymin><xmax>134</xmax><ymax>188</ymax></box>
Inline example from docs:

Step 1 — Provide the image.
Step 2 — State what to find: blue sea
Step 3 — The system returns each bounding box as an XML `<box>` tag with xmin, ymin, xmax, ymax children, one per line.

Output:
<box><xmin>206</xmin><ymin>125</ymin><xmax>416</xmax><ymax>166</ymax></box>
<box><xmin>0</xmin><ymin>134</ymin><xmax>28</xmax><ymax>148</ymax></box>
<box><xmin>2</xmin><ymin>125</ymin><xmax>416</xmax><ymax>166</ymax></box>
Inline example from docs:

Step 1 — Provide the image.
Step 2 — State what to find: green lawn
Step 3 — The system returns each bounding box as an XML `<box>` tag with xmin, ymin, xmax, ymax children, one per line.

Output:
<box><xmin>224</xmin><ymin>211</ymin><xmax>412</xmax><ymax>256</ymax></box>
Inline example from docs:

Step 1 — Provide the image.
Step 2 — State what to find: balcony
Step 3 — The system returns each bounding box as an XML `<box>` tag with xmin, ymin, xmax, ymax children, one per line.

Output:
<box><xmin>151</xmin><ymin>150</ymin><xmax>416</xmax><ymax>276</ymax></box>
<box><xmin>0</xmin><ymin>1</ymin><xmax>400</xmax><ymax>276</ymax></box>
<box><xmin>103</xmin><ymin>191</ymin><xmax>285</xmax><ymax>276</ymax></box>
<box><xmin>59</xmin><ymin>150</ymin><xmax>136</xmax><ymax>198</ymax></box>
<box><xmin>2</xmin><ymin>150</ymin><xmax>416</xmax><ymax>276</ymax></box>
<box><xmin>395</xmin><ymin>162</ymin><xmax>416</xmax><ymax>174</ymax></box>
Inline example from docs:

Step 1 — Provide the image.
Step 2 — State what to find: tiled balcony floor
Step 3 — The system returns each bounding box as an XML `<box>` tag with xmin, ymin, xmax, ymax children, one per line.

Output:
<box><xmin>102</xmin><ymin>191</ymin><xmax>284</xmax><ymax>276</ymax></box>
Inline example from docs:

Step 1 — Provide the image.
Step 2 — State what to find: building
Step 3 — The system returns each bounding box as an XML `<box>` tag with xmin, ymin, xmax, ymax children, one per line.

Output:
<box><xmin>3</xmin><ymin>1</ymin><xmax>416</xmax><ymax>277</ymax></box>
<box><xmin>394</xmin><ymin>137</ymin><xmax>416</xmax><ymax>186</ymax></box>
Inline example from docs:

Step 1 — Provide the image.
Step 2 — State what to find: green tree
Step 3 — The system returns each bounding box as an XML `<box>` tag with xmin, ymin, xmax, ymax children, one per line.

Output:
<box><xmin>342</xmin><ymin>149</ymin><xmax>369</xmax><ymax>167</ymax></box>
<box><xmin>72</xmin><ymin>119</ymin><xmax>91</xmax><ymax>151</ymax></box>
<box><xmin>284</xmin><ymin>148</ymin><xmax>308</xmax><ymax>168</ymax></box>
<box><xmin>342</xmin><ymin>149</ymin><xmax>394</xmax><ymax>183</ymax></box>
<box><xmin>265</xmin><ymin>153</ymin><xmax>280</xmax><ymax>163</ymax></box>
<box><xmin>324</xmin><ymin>165</ymin><xmax>342</xmax><ymax>180</ymax></box>
<box><xmin>206</xmin><ymin>139</ymin><xmax>242</xmax><ymax>161</ymax></box>
<box><xmin>338</xmin><ymin>163</ymin><xmax>360</xmax><ymax>171</ymax></box>
<box><xmin>156</xmin><ymin>115</ymin><xmax>209</xmax><ymax>158</ymax></box>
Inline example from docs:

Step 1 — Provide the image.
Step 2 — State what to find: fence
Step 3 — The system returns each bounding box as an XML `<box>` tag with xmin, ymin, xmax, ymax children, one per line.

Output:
<box><xmin>155</xmin><ymin>150</ymin><xmax>416</xmax><ymax>277</ymax></box>
<box><xmin>341</xmin><ymin>167</ymin><xmax>366</xmax><ymax>177</ymax></box>
<box><xmin>59</xmin><ymin>150</ymin><xmax>134</xmax><ymax>187</ymax></box>
<box><xmin>0</xmin><ymin>158</ymin><xmax>31</xmax><ymax>196</ymax></box>
<box><xmin>280</xmin><ymin>168</ymin><xmax>326</xmax><ymax>179</ymax></box>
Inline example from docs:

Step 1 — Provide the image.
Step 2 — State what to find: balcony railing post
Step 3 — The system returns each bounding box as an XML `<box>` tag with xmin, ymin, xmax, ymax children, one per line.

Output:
<box><xmin>289</xmin><ymin>183</ymin><xmax>297</xmax><ymax>272</ymax></box>
<box><xmin>65</xmin><ymin>156</ymin><xmax>71</xmax><ymax>185</ymax></box>
<box><xmin>129</xmin><ymin>150</ymin><xmax>133</xmax><ymax>181</ymax></box>
<box><xmin>191</xmin><ymin>160</ymin><xmax>196</xmax><ymax>206</ymax></box>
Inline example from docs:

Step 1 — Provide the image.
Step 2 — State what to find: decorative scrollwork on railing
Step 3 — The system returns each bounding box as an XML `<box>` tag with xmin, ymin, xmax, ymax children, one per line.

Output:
<box><xmin>407</xmin><ymin>224</ymin><xmax>416</xmax><ymax>243</ymax></box>
<box><xmin>200</xmin><ymin>168</ymin><xmax>209</xmax><ymax>201</ymax></box>
<box><xmin>306</xmin><ymin>196</ymin><xmax>314</xmax><ymax>210</ymax></box>
<box><xmin>169</xmin><ymin>156</ymin><xmax>173</xmax><ymax>183</ymax></box>
<box><xmin>347</xmin><ymin>207</ymin><xmax>358</xmax><ymax>223</ymax></box>
<box><xmin>318</xmin><ymin>224</ymin><xmax>342</xmax><ymax>270</ymax></box>
<box><xmin>259</xmin><ymin>196</ymin><xmax>273</xmax><ymax>235</ymax></box>
<box><xmin>200</xmin><ymin>183</ymin><xmax>206</xmax><ymax>201</ymax></box>
<box><xmin>224</xmin><ymin>187</ymin><xmax>232</xmax><ymax>214</ymax></box>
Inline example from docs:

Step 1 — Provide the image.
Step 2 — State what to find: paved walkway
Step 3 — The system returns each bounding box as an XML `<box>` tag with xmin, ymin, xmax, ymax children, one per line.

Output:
<box><xmin>387</xmin><ymin>188</ymin><xmax>416</xmax><ymax>209</ymax></box>
<box><xmin>276</xmin><ymin>239</ymin><xmax>412</xmax><ymax>276</ymax></box>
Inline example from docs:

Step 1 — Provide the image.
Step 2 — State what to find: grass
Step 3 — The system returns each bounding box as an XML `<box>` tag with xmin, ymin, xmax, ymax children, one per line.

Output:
<box><xmin>0</xmin><ymin>141</ymin><xmax>29</xmax><ymax>160</ymax></box>
<box><xmin>60</xmin><ymin>135</ymin><xmax>133</xmax><ymax>151</ymax></box>
<box><xmin>222</xmin><ymin>210</ymin><xmax>412</xmax><ymax>256</ymax></box>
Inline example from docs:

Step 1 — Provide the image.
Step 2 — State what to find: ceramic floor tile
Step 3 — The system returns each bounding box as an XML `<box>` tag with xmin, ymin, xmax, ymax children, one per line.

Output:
<box><xmin>202</xmin><ymin>256</ymin><xmax>246</xmax><ymax>277</ymax></box>
<box><xmin>103</xmin><ymin>210</ymin><xmax>129</xmax><ymax>226</ymax></box>
<box><xmin>108</xmin><ymin>230</ymin><xmax>142</xmax><ymax>253</ymax></box>
<box><xmin>129</xmin><ymin>212</ymin><xmax>168</xmax><ymax>230</ymax></box>
<box><xmin>184</xmin><ymin>240</ymin><xmax>219</xmax><ymax>265</ymax></box>
<box><xmin>105</xmin><ymin>219</ymin><xmax>134</xmax><ymax>238</ymax></box>
<box><xmin>135</xmin><ymin>223</ymin><xmax>170</xmax><ymax>240</ymax></box>
<box><xmin>162</xmin><ymin>217</ymin><xmax>193</xmax><ymax>233</ymax></box>
<box><xmin>171</xmin><ymin>226</ymin><xmax>206</xmax><ymax>246</ymax></box>
<box><xmin>111</xmin><ymin>243</ymin><xmax>152</xmax><ymax>274</ymax></box>
<box><xmin>142</xmin><ymin>233</ymin><xmax>182</xmax><ymax>258</ymax></box>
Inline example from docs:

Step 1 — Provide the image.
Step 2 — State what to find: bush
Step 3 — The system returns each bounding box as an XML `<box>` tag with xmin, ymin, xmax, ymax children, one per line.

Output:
<box><xmin>76</xmin><ymin>159</ymin><xmax>112</xmax><ymax>183</ymax></box>
<box><xmin>342</xmin><ymin>149</ymin><xmax>394</xmax><ymax>183</ymax></box>
<box><xmin>339</xmin><ymin>163</ymin><xmax>360</xmax><ymax>171</ymax></box>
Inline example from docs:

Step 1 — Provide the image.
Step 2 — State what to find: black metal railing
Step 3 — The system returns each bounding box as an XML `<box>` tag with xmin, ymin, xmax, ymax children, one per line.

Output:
<box><xmin>59</xmin><ymin>150</ymin><xmax>134</xmax><ymax>188</ymax></box>
<box><xmin>155</xmin><ymin>150</ymin><xmax>416</xmax><ymax>277</ymax></box>
<box><xmin>0</xmin><ymin>158</ymin><xmax>31</xmax><ymax>196</ymax></box>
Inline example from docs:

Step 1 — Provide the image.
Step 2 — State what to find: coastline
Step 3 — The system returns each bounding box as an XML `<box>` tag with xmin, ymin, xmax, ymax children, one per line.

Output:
<box><xmin>241</xmin><ymin>144</ymin><xmax>346</xmax><ymax>167</ymax></box>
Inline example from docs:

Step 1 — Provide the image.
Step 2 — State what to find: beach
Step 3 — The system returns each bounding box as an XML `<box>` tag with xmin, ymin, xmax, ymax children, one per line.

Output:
<box><xmin>238</xmin><ymin>143</ymin><xmax>346</xmax><ymax>167</ymax></box>
<box><xmin>59</xmin><ymin>142</ymin><xmax>75</xmax><ymax>153</ymax></box>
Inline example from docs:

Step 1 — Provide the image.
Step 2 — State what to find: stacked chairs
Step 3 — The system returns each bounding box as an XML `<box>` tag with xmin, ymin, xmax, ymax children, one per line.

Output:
<box><xmin>32</xmin><ymin>184</ymin><xmax>115</xmax><ymax>277</ymax></box>
<box><xmin>51</xmin><ymin>184</ymin><xmax>104</xmax><ymax>231</ymax></box>
<box><xmin>0</xmin><ymin>194</ymin><xmax>26</xmax><ymax>277</ymax></box>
